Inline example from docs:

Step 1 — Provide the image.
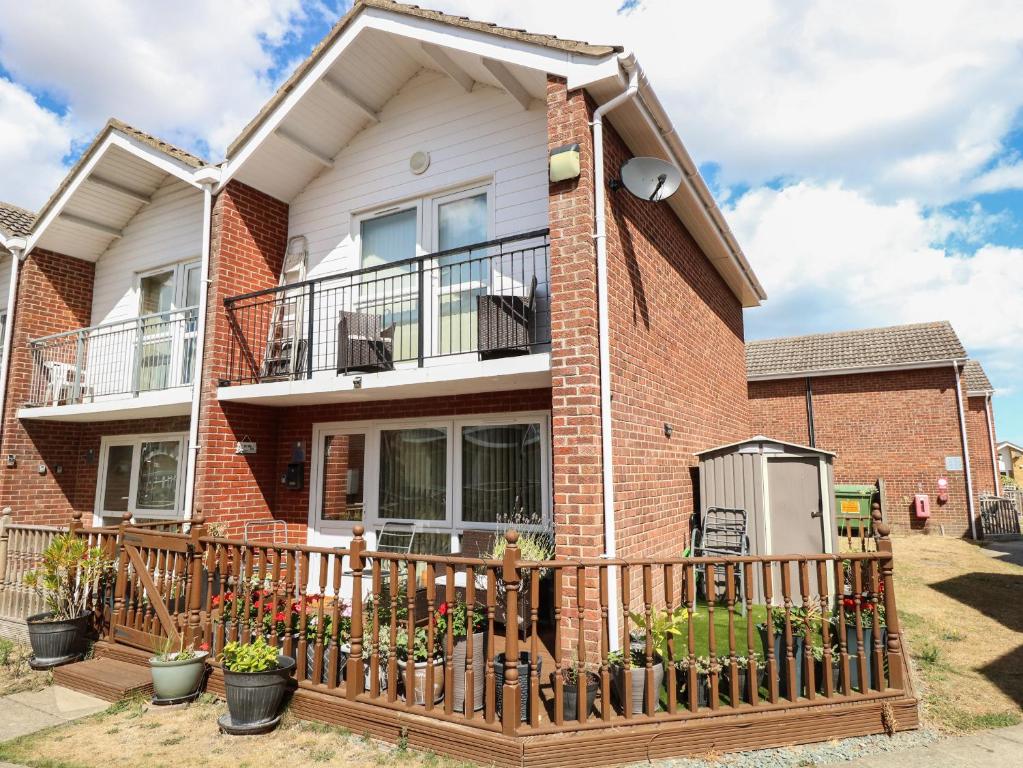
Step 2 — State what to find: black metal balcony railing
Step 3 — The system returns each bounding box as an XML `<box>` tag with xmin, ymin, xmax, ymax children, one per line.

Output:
<box><xmin>27</xmin><ymin>309</ymin><xmax>199</xmax><ymax>407</ymax></box>
<box><xmin>221</xmin><ymin>230</ymin><xmax>551</xmax><ymax>386</ymax></box>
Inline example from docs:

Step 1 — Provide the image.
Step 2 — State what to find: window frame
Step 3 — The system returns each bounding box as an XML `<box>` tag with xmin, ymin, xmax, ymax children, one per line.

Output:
<box><xmin>93</xmin><ymin>432</ymin><xmax>189</xmax><ymax>523</ymax></box>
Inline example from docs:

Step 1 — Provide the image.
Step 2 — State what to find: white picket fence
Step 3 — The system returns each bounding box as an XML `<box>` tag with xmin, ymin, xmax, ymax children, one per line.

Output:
<box><xmin>0</xmin><ymin>510</ymin><xmax>66</xmax><ymax>642</ymax></box>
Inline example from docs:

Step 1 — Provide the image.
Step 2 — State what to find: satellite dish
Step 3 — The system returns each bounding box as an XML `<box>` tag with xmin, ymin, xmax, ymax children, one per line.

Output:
<box><xmin>618</xmin><ymin>157</ymin><xmax>682</xmax><ymax>202</ymax></box>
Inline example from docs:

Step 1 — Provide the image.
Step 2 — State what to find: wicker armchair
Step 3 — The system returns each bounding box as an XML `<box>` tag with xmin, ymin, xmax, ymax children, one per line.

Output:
<box><xmin>476</xmin><ymin>275</ymin><xmax>537</xmax><ymax>360</ymax></box>
<box><xmin>337</xmin><ymin>310</ymin><xmax>396</xmax><ymax>374</ymax></box>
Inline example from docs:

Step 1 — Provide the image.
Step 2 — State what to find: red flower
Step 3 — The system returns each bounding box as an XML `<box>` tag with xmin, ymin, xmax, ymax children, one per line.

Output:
<box><xmin>438</xmin><ymin>602</ymin><xmax>448</xmax><ymax>617</ymax></box>
<box><xmin>199</xmin><ymin>642</ymin><xmax>210</xmax><ymax>652</ymax></box>
<box><xmin>275</xmin><ymin>612</ymin><xmax>286</xmax><ymax>623</ymax></box>
<box><xmin>211</xmin><ymin>595</ymin><xmax>221</xmax><ymax>607</ymax></box>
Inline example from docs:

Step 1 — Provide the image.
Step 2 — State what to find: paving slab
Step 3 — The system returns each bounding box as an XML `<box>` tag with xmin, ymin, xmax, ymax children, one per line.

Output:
<box><xmin>0</xmin><ymin>699</ymin><xmax>66</xmax><ymax>741</ymax></box>
<box><xmin>840</xmin><ymin>725</ymin><xmax>1023</xmax><ymax>767</ymax></box>
<box><xmin>7</xmin><ymin>686</ymin><xmax>108</xmax><ymax>722</ymax></box>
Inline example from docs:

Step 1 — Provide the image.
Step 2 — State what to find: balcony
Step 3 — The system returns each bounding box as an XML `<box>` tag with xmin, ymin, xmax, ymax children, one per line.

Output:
<box><xmin>21</xmin><ymin>309</ymin><xmax>198</xmax><ymax>422</ymax></box>
<box><xmin>219</xmin><ymin>230</ymin><xmax>551</xmax><ymax>406</ymax></box>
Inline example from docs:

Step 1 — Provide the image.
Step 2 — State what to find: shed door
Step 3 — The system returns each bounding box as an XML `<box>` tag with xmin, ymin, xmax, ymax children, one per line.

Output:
<box><xmin>766</xmin><ymin>456</ymin><xmax>824</xmax><ymax>555</ymax></box>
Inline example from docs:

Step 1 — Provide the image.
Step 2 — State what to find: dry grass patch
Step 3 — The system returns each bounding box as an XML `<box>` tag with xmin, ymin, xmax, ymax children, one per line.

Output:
<box><xmin>0</xmin><ymin>638</ymin><xmax>51</xmax><ymax>696</ymax></box>
<box><xmin>891</xmin><ymin>535</ymin><xmax>1022</xmax><ymax>733</ymax></box>
<box><xmin>0</xmin><ymin>693</ymin><xmax>474</xmax><ymax>768</ymax></box>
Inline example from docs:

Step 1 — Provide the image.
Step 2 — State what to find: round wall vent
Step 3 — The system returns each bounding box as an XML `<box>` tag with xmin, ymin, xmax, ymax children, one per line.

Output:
<box><xmin>410</xmin><ymin>150</ymin><xmax>431</xmax><ymax>175</ymax></box>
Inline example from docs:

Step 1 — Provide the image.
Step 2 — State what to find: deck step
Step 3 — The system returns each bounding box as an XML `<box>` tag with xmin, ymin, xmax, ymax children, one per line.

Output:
<box><xmin>91</xmin><ymin>640</ymin><xmax>152</xmax><ymax>667</ymax></box>
<box><xmin>52</xmin><ymin>657</ymin><xmax>153</xmax><ymax>702</ymax></box>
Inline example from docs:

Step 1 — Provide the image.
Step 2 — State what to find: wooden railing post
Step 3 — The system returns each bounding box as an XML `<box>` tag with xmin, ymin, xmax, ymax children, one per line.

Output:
<box><xmin>108</xmin><ymin>511</ymin><xmax>132</xmax><ymax>642</ymax></box>
<box><xmin>0</xmin><ymin>507</ymin><xmax>11</xmax><ymax>594</ymax></box>
<box><xmin>874</xmin><ymin>504</ymin><xmax>905</xmax><ymax>690</ymax></box>
<box><xmin>185</xmin><ymin>507</ymin><xmax>207</xmax><ymax>647</ymax></box>
<box><xmin>69</xmin><ymin>510</ymin><xmax>83</xmax><ymax>537</ymax></box>
<box><xmin>347</xmin><ymin>526</ymin><xmax>366</xmax><ymax>698</ymax></box>
<box><xmin>501</xmin><ymin>530</ymin><xmax>521</xmax><ymax>735</ymax></box>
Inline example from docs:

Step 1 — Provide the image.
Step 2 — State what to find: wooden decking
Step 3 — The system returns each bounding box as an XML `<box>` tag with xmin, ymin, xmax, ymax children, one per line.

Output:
<box><xmin>53</xmin><ymin>656</ymin><xmax>153</xmax><ymax>703</ymax></box>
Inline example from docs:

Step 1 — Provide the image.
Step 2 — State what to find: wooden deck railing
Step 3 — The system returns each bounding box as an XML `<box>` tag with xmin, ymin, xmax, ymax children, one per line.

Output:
<box><xmin>60</xmin><ymin>504</ymin><xmax>909</xmax><ymax>740</ymax></box>
<box><xmin>0</xmin><ymin>511</ymin><xmax>66</xmax><ymax>625</ymax></box>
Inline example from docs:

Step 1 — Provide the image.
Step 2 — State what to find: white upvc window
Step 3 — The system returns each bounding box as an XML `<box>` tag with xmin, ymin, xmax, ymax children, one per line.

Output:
<box><xmin>94</xmin><ymin>432</ymin><xmax>189</xmax><ymax>523</ymax></box>
<box><xmin>308</xmin><ymin>411</ymin><xmax>550</xmax><ymax>553</ymax></box>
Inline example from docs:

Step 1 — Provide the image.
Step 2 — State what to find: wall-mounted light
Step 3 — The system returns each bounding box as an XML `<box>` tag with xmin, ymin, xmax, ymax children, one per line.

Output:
<box><xmin>664</xmin><ymin>423</ymin><xmax>673</xmax><ymax>438</ymax></box>
<box><xmin>5</xmin><ymin>454</ymin><xmax>15</xmax><ymax>468</ymax></box>
<box><xmin>353</xmin><ymin>375</ymin><xmax>363</xmax><ymax>389</ymax></box>
<box><xmin>37</xmin><ymin>464</ymin><xmax>47</xmax><ymax>476</ymax></box>
<box><xmin>549</xmin><ymin>143</ymin><xmax>581</xmax><ymax>183</ymax></box>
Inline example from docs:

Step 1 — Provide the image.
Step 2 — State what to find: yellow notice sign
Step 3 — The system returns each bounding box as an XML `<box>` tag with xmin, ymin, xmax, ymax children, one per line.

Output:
<box><xmin>840</xmin><ymin>500</ymin><xmax>861</xmax><ymax>514</ymax></box>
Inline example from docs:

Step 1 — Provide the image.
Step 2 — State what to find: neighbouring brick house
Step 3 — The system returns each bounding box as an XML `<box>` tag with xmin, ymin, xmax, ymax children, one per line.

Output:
<box><xmin>0</xmin><ymin>0</ymin><xmax>765</xmax><ymax>578</ymax></box>
<box><xmin>747</xmin><ymin>322</ymin><xmax>999</xmax><ymax>536</ymax></box>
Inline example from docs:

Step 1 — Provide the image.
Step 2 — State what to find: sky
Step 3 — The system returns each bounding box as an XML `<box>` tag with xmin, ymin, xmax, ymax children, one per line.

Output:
<box><xmin>0</xmin><ymin>0</ymin><xmax>1020</xmax><ymax>442</ymax></box>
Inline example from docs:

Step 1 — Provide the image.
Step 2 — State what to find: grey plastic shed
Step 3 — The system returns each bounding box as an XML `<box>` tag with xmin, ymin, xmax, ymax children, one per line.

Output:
<box><xmin>696</xmin><ymin>436</ymin><xmax>839</xmax><ymax>558</ymax></box>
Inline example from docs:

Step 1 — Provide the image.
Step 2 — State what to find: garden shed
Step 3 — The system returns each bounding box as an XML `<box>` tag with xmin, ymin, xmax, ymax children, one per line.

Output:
<box><xmin>696</xmin><ymin>436</ymin><xmax>839</xmax><ymax>559</ymax></box>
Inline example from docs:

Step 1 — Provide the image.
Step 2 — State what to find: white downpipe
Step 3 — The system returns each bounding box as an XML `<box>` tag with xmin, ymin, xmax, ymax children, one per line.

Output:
<box><xmin>953</xmin><ymin>362</ymin><xmax>977</xmax><ymax>539</ymax></box>
<box><xmin>985</xmin><ymin>394</ymin><xmax>1000</xmax><ymax>495</ymax></box>
<box><xmin>0</xmin><ymin>243</ymin><xmax>25</xmax><ymax>436</ymax></box>
<box><xmin>592</xmin><ymin>53</ymin><xmax>639</xmax><ymax>651</ymax></box>
<box><xmin>183</xmin><ymin>181</ymin><xmax>215</xmax><ymax>520</ymax></box>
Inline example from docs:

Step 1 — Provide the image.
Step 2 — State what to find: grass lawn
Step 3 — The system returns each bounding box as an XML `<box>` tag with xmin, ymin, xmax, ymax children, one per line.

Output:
<box><xmin>659</xmin><ymin>602</ymin><xmax>770</xmax><ymax>659</ymax></box>
<box><xmin>891</xmin><ymin>535</ymin><xmax>1023</xmax><ymax>733</ymax></box>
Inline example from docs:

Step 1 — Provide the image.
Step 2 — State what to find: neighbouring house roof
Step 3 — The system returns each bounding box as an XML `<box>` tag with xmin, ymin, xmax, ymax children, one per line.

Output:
<box><xmin>998</xmin><ymin>441</ymin><xmax>1023</xmax><ymax>453</ymax></box>
<box><xmin>226</xmin><ymin>0</ymin><xmax>620</xmax><ymax>158</ymax></box>
<box><xmin>0</xmin><ymin>201</ymin><xmax>35</xmax><ymax>241</ymax></box>
<box><xmin>963</xmin><ymin>360</ymin><xmax>994</xmax><ymax>394</ymax></box>
<box><xmin>747</xmin><ymin>321</ymin><xmax>967</xmax><ymax>380</ymax></box>
<box><xmin>30</xmin><ymin>118</ymin><xmax>209</xmax><ymax>239</ymax></box>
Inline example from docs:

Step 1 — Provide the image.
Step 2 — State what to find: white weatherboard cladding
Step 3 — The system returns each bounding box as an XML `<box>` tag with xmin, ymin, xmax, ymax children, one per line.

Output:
<box><xmin>91</xmin><ymin>177</ymin><xmax>203</xmax><ymax>327</ymax></box>
<box><xmin>287</xmin><ymin>69</ymin><xmax>549</xmax><ymax>281</ymax></box>
<box><xmin>0</xmin><ymin>255</ymin><xmax>11</xmax><ymax>313</ymax></box>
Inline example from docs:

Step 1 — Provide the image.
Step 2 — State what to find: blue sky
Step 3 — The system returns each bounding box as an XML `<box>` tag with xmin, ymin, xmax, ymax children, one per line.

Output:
<box><xmin>0</xmin><ymin>0</ymin><xmax>1019</xmax><ymax>442</ymax></box>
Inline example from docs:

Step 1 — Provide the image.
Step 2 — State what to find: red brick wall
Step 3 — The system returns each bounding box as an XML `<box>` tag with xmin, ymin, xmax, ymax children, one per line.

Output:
<box><xmin>966</xmin><ymin>394</ymin><xmax>998</xmax><ymax>499</ymax></box>
<box><xmin>0</xmin><ymin>249</ymin><xmax>95</xmax><ymax>522</ymax></box>
<box><xmin>749</xmin><ymin>368</ymin><xmax>977</xmax><ymax>535</ymax></box>
<box><xmin>194</xmin><ymin>181</ymin><xmax>289</xmax><ymax>526</ymax></box>
<box><xmin>602</xmin><ymin>119</ymin><xmax>750</xmax><ymax>562</ymax></box>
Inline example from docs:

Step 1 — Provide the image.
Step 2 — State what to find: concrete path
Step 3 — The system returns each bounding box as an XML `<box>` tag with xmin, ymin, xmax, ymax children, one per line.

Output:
<box><xmin>0</xmin><ymin>685</ymin><xmax>107</xmax><ymax>742</ymax></box>
<box><xmin>841</xmin><ymin>724</ymin><xmax>1023</xmax><ymax>767</ymax></box>
<box><xmin>977</xmin><ymin>538</ymin><xmax>1023</xmax><ymax>568</ymax></box>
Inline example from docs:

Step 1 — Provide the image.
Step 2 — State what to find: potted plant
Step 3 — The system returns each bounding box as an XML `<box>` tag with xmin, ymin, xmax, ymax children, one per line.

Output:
<box><xmin>495</xmin><ymin>650</ymin><xmax>542</xmax><ymax>722</ymax></box>
<box><xmin>673</xmin><ymin>655</ymin><xmax>712</xmax><ymax>707</ymax></box>
<box><xmin>756</xmin><ymin>606</ymin><xmax>822</xmax><ymax>699</ymax></box>
<box><xmin>836</xmin><ymin>594</ymin><xmax>886</xmax><ymax>690</ymax></box>
<box><xmin>552</xmin><ymin>658</ymin><xmax>599</xmax><ymax>721</ymax></box>
<box><xmin>718</xmin><ymin>652</ymin><xmax>761</xmax><ymax>705</ymax></box>
<box><xmin>149</xmin><ymin>636</ymin><xmax>209</xmax><ymax>702</ymax></box>
<box><xmin>612</xmin><ymin>606</ymin><xmax>684</xmax><ymax>715</ymax></box>
<box><xmin>23</xmin><ymin>533</ymin><xmax>112</xmax><ymax>669</ymax></box>
<box><xmin>435</xmin><ymin>598</ymin><xmax>485</xmax><ymax>712</ymax></box>
<box><xmin>489</xmin><ymin>528</ymin><xmax>555</xmax><ymax>627</ymax></box>
<box><xmin>396</xmin><ymin>626</ymin><xmax>444</xmax><ymax>705</ymax></box>
<box><xmin>218</xmin><ymin>636</ymin><xmax>295</xmax><ymax>733</ymax></box>
<box><xmin>270</xmin><ymin>594</ymin><xmax>351</xmax><ymax>686</ymax></box>
<box><xmin>362</xmin><ymin>631</ymin><xmax>389</xmax><ymax>693</ymax></box>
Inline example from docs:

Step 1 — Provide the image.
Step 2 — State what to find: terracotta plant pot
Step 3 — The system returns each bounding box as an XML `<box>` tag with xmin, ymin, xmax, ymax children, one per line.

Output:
<box><xmin>26</xmin><ymin>611</ymin><xmax>91</xmax><ymax>669</ymax></box>
<box><xmin>398</xmin><ymin>657</ymin><xmax>444</xmax><ymax>705</ymax></box>
<box><xmin>223</xmin><ymin>655</ymin><xmax>295</xmax><ymax>728</ymax></box>
<box><xmin>149</xmin><ymin>651</ymin><xmax>208</xmax><ymax>701</ymax></box>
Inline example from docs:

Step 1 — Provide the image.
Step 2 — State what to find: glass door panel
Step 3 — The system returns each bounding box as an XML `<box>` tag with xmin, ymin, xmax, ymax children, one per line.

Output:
<box><xmin>359</xmin><ymin>208</ymin><xmax>419</xmax><ymax>362</ymax></box>
<box><xmin>137</xmin><ymin>270</ymin><xmax>175</xmax><ymax>391</ymax></box>
<box><xmin>378</xmin><ymin>427</ymin><xmax>447</xmax><ymax>522</ymax></box>
<box><xmin>320</xmin><ymin>433</ymin><xmax>366</xmax><ymax>523</ymax></box>
<box><xmin>461</xmin><ymin>423</ymin><xmax>543</xmax><ymax>525</ymax></box>
<box><xmin>102</xmin><ymin>444</ymin><xmax>134</xmax><ymax>514</ymax></box>
<box><xmin>135</xmin><ymin>440</ymin><xmax>181</xmax><ymax>513</ymax></box>
<box><xmin>434</xmin><ymin>192</ymin><xmax>488</xmax><ymax>355</ymax></box>
<box><xmin>179</xmin><ymin>262</ymin><xmax>200</xmax><ymax>385</ymax></box>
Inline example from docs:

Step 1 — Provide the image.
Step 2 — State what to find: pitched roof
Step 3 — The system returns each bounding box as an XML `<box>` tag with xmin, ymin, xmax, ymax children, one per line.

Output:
<box><xmin>963</xmin><ymin>360</ymin><xmax>994</xmax><ymax>394</ymax></box>
<box><xmin>0</xmin><ymin>201</ymin><xmax>35</xmax><ymax>240</ymax></box>
<box><xmin>31</xmin><ymin>118</ymin><xmax>208</xmax><ymax>237</ymax></box>
<box><xmin>746</xmin><ymin>321</ymin><xmax>967</xmax><ymax>379</ymax></box>
<box><xmin>226</xmin><ymin>0</ymin><xmax>620</xmax><ymax>157</ymax></box>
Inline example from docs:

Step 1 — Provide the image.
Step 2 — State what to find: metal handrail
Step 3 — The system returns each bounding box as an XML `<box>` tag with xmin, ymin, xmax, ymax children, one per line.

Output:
<box><xmin>29</xmin><ymin>306</ymin><xmax>200</xmax><ymax>345</ymax></box>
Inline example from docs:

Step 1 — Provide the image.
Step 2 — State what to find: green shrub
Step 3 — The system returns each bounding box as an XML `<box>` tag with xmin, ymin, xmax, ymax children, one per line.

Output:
<box><xmin>221</xmin><ymin>637</ymin><xmax>280</xmax><ymax>673</ymax></box>
<box><xmin>0</xmin><ymin>638</ymin><xmax>13</xmax><ymax>666</ymax></box>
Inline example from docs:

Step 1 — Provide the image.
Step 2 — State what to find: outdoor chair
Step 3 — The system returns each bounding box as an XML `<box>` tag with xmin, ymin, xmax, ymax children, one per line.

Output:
<box><xmin>691</xmin><ymin>507</ymin><xmax>750</xmax><ymax>612</ymax></box>
<box><xmin>337</xmin><ymin>310</ymin><xmax>395</xmax><ymax>374</ymax></box>
<box><xmin>477</xmin><ymin>275</ymin><xmax>537</xmax><ymax>360</ymax></box>
<box><xmin>348</xmin><ymin>521</ymin><xmax>417</xmax><ymax>595</ymax></box>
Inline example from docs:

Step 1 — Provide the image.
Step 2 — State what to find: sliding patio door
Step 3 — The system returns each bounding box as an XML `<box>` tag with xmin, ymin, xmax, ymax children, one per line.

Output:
<box><xmin>358</xmin><ymin>207</ymin><xmax>419</xmax><ymax>362</ymax></box>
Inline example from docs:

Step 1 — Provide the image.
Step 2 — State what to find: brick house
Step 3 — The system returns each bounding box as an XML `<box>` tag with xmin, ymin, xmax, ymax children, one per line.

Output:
<box><xmin>0</xmin><ymin>0</ymin><xmax>765</xmax><ymax>578</ymax></box>
<box><xmin>747</xmin><ymin>322</ymin><xmax>999</xmax><ymax>536</ymax></box>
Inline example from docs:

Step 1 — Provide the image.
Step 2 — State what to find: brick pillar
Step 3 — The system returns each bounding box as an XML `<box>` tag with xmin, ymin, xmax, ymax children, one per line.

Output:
<box><xmin>0</xmin><ymin>250</ymin><xmax>95</xmax><ymax>523</ymax></box>
<box><xmin>194</xmin><ymin>181</ymin><xmax>289</xmax><ymax>535</ymax></box>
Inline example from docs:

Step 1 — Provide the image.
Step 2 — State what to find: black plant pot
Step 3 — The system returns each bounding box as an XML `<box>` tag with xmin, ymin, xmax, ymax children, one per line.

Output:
<box><xmin>844</xmin><ymin>625</ymin><xmax>888</xmax><ymax>691</ymax></box>
<box><xmin>758</xmin><ymin>626</ymin><xmax>807</xmax><ymax>699</ymax></box>
<box><xmin>720</xmin><ymin>664</ymin><xmax>765</xmax><ymax>705</ymax></box>
<box><xmin>223</xmin><ymin>655</ymin><xmax>296</xmax><ymax>728</ymax></box>
<box><xmin>671</xmin><ymin>666</ymin><xmax>711</xmax><ymax>708</ymax></box>
<box><xmin>26</xmin><ymin>611</ymin><xmax>90</xmax><ymax>669</ymax></box>
<box><xmin>557</xmin><ymin>672</ymin><xmax>599</xmax><ymax>721</ymax></box>
<box><xmin>495</xmin><ymin>652</ymin><xmax>541</xmax><ymax>722</ymax></box>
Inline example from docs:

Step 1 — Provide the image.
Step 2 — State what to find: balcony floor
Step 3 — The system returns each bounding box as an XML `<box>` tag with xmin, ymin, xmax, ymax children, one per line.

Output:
<box><xmin>217</xmin><ymin>353</ymin><xmax>551</xmax><ymax>407</ymax></box>
<box><xmin>17</xmin><ymin>387</ymin><xmax>192</xmax><ymax>423</ymax></box>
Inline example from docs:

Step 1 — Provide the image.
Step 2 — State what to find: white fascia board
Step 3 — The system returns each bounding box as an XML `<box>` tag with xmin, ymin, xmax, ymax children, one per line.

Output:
<box><xmin>218</xmin><ymin>8</ymin><xmax>620</xmax><ymax>190</ymax></box>
<box><xmin>748</xmin><ymin>358</ymin><xmax>967</xmax><ymax>382</ymax></box>
<box><xmin>966</xmin><ymin>389</ymin><xmax>995</xmax><ymax>397</ymax></box>
<box><xmin>27</xmin><ymin>133</ymin><xmax>204</xmax><ymax>255</ymax></box>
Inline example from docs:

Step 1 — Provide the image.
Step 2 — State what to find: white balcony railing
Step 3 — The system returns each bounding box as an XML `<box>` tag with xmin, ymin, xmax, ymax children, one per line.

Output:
<box><xmin>26</xmin><ymin>307</ymin><xmax>199</xmax><ymax>407</ymax></box>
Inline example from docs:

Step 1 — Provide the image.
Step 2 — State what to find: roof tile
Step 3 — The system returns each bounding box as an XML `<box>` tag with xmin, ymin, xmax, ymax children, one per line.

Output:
<box><xmin>747</xmin><ymin>321</ymin><xmax>967</xmax><ymax>378</ymax></box>
<box><xmin>0</xmin><ymin>201</ymin><xmax>36</xmax><ymax>240</ymax></box>
<box><xmin>962</xmin><ymin>359</ymin><xmax>994</xmax><ymax>393</ymax></box>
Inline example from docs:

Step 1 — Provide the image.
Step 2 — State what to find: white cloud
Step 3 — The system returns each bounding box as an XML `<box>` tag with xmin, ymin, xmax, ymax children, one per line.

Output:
<box><xmin>0</xmin><ymin>77</ymin><xmax>72</xmax><ymax>207</ymax></box>
<box><xmin>427</xmin><ymin>0</ymin><xmax>1023</xmax><ymax>203</ymax></box>
<box><xmin>0</xmin><ymin>0</ymin><xmax>312</xmax><ymax>207</ymax></box>
<box><xmin>726</xmin><ymin>181</ymin><xmax>1023</xmax><ymax>391</ymax></box>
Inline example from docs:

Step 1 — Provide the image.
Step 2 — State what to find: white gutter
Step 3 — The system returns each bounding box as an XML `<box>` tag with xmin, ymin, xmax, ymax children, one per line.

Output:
<box><xmin>0</xmin><ymin>239</ymin><xmax>26</xmax><ymax>439</ymax></box>
<box><xmin>592</xmin><ymin>52</ymin><xmax>639</xmax><ymax>651</ymax></box>
<box><xmin>985</xmin><ymin>394</ymin><xmax>1000</xmax><ymax>495</ymax></box>
<box><xmin>748</xmin><ymin>358</ymin><xmax>966</xmax><ymax>382</ymax></box>
<box><xmin>952</xmin><ymin>362</ymin><xmax>977</xmax><ymax>539</ymax></box>
<box><xmin>183</xmin><ymin>169</ymin><xmax>220</xmax><ymax>520</ymax></box>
